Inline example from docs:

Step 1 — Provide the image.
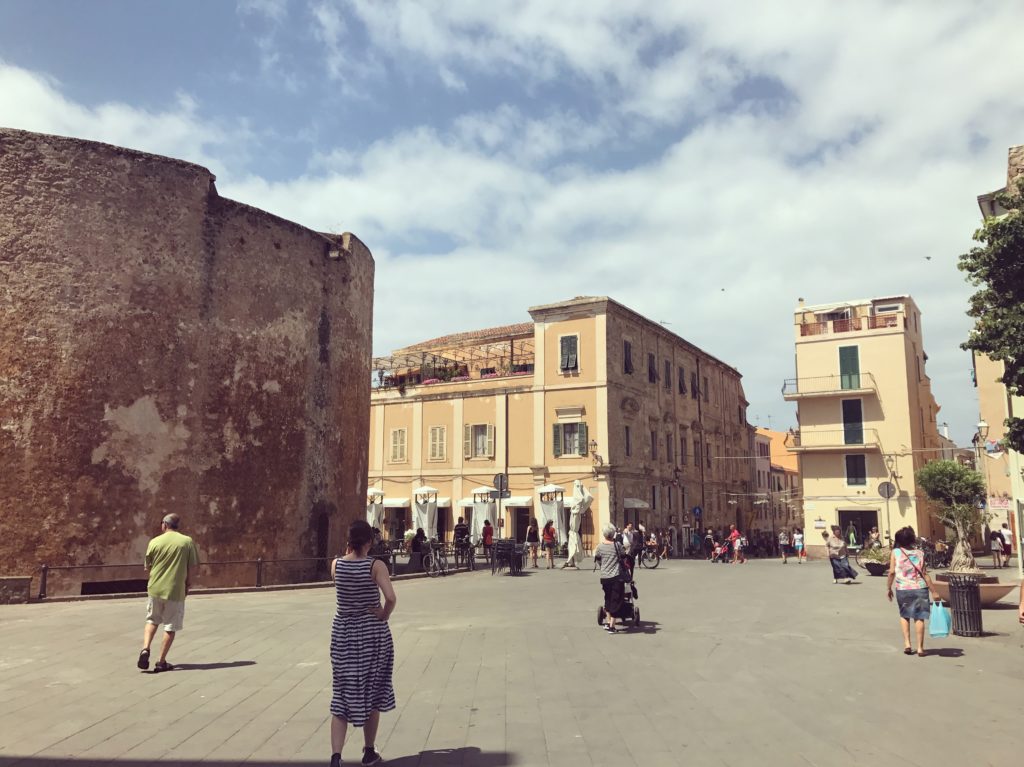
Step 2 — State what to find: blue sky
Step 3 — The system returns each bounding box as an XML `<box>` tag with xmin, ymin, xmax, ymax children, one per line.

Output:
<box><xmin>3</xmin><ymin>0</ymin><xmax>1024</xmax><ymax>444</ymax></box>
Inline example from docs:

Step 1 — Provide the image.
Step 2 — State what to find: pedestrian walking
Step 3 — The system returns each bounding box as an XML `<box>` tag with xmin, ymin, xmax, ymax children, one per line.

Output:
<box><xmin>541</xmin><ymin>520</ymin><xmax>558</xmax><ymax>569</ymax></box>
<box><xmin>482</xmin><ymin>519</ymin><xmax>494</xmax><ymax>562</ymax></box>
<box><xmin>594</xmin><ymin>524</ymin><xmax>626</xmax><ymax>633</ymax></box>
<box><xmin>792</xmin><ymin>528</ymin><xmax>805</xmax><ymax>563</ymax></box>
<box><xmin>778</xmin><ymin>528</ymin><xmax>790</xmax><ymax>564</ymax></box>
<box><xmin>330</xmin><ymin>520</ymin><xmax>397</xmax><ymax>767</ymax></box>
<box><xmin>999</xmin><ymin>522</ymin><xmax>1013</xmax><ymax>567</ymax></box>
<box><xmin>827</xmin><ymin>525</ymin><xmax>858</xmax><ymax>583</ymax></box>
<box><xmin>727</xmin><ymin>524</ymin><xmax>746</xmax><ymax>564</ymax></box>
<box><xmin>886</xmin><ymin>526</ymin><xmax>939</xmax><ymax>657</ymax></box>
<box><xmin>703</xmin><ymin>529</ymin><xmax>715</xmax><ymax>559</ymax></box>
<box><xmin>138</xmin><ymin>513</ymin><xmax>199</xmax><ymax>673</ymax></box>
<box><xmin>526</xmin><ymin>518</ymin><xmax>540</xmax><ymax>568</ymax></box>
<box><xmin>989</xmin><ymin>529</ymin><xmax>1003</xmax><ymax>569</ymax></box>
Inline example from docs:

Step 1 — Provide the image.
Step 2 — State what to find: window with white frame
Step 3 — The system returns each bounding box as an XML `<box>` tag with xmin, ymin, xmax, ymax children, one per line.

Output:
<box><xmin>428</xmin><ymin>426</ymin><xmax>447</xmax><ymax>461</ymax></box>
<box><xmin>389</xmin><ymin>428</ymin><xmax>407</xmax><ymax>463</ymax></box>
<box><xmin>463</xmin><ymin>423</ymin><xmax>495</xmax><ymax>459</ymax></box>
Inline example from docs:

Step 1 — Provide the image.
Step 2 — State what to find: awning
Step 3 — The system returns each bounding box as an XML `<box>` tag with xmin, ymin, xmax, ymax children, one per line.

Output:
<box><xmin>537</xmin><ymin>483</ymin><xmax>565</xmax><ymax>494</ymax></box>
<box><xmin>457</xmin><ymin>498</ymin><xmax>476</xmax><ymax>507</ymax></box>
<box><xmin>503</xmin><ymin>496</ymin><xmax>533</xmax><ymax>507</ymax></box>
<box><xmin>436</xmin><ymin>497</ymin><xmax>451</xmax><ymax>507</ymax></box>
<box><xmin>413</xmin><ymin>485</ymin><xmax>438</xmax><ymax>494</ymax></box>
<box><xmin>383</xmin><ymin>498</ymin><xmax>410</xmax><ymax>508</ymax></box>
<box><xmin>470</xmin><ymin>486</ymin><xmax>497</xmax><ymax>494</ymax></box>
<box><xmin>367</xmin><ymin>487</ymin><xmax>384</xmax><ymax>498</ymax></box>
<box><xmin>624</xmin><ymin>497</ymin><xmax>650</xmax><ymax>509</ymax></box>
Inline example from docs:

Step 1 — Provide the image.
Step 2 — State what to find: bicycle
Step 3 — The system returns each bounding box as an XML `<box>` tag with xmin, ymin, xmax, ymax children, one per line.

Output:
<box><xmin>452</xmin><ymin>539</ymin><xmax>474</xmax><ymax>570</ymax></box>
<box><xmin>638</xmin><ymin>545</ymin><xmax>660</xmax><ymax>569</ymax></box>
<box><xmin>422</xmin><ymin>541</ymin><xmax>449</xmax><ymax>578</ymax></box>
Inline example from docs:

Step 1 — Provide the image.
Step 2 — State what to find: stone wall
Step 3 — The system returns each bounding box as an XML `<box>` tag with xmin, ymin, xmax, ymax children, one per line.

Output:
<box><xmin>0</xmin><ymin>128</ymin><xmax>373</xmax><ymax>595</ymax></box>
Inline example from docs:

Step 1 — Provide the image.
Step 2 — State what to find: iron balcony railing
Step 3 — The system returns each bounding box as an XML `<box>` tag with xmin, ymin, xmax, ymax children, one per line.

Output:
<box><xmin>782</xmin><ymin>372</ymin><xmax>877</xmax><ymax>398</ymax></box>
<box><xmin>786</xmin><ymin>428</ymin><xmax>881</xmax><ymax>450</ymax></box>
<box><xmin>798</xmin><ymin>314</ymin><xmax>905</xmax><ymax>337</ymax></box>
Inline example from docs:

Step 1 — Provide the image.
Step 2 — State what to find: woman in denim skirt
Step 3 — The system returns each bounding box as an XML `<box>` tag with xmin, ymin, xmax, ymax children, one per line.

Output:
<box><xmin>886</xmin><ymin>526</ymin><xmax>939</xmax><ymax>657</ymax></box>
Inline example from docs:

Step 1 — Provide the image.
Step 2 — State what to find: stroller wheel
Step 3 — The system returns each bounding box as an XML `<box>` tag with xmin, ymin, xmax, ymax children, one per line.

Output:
<box><xmin>633</xmin><ymin>608</ymin><xmax>640</xmax><ymax>628</ymax></box>
<box><xmin>597</xmin><ymin>606</ymin><xmax>606</xmax><ymax>626</ymax></box>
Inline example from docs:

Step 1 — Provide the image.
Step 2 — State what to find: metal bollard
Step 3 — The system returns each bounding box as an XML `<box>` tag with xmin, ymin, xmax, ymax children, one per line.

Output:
<box><xmin>39</xmin><ymin>564</ymin><xmax>48</xmax><ymax>600</ymax></box>
<box><xmin>255</xmin><ymin>557</ymin><xmax>263</xmax><ymax>588</ymax></box>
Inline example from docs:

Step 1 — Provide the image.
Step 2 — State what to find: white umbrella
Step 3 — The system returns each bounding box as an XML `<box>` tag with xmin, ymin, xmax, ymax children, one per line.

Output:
<box><xmin>565</xmin><ymin>480</ymin><xmax>593</xmax><ymax>568</ymax></box>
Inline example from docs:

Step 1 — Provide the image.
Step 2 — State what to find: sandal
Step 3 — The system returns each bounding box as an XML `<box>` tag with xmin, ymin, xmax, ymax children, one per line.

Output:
<box><xmin>903</xmin><ymin>648</ymin><xmax>914</xmax><ymax>655</ymax></box>
<box><xmin>917</xmin><ymin>650</ymin><xmax>927</xmax><ymax>657</ymax></box>
<box><xmin>137</xmin><ymin>648</ymin><xmax>150</xmax><ymax>670</ymax></box>
<box><xmin>153</xmin><ymin>660</ymin><xmax>175</xmax><ymax>673</ymax></box>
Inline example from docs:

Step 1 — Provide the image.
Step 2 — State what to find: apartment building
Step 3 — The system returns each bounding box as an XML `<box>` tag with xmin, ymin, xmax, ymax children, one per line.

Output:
<box><xmin>755</xmin><ymin>427</ymin><xmax>802</xmax><ymax>535</ymax></box>
<box><xmin>973</xmin><ymin>144</ymin><xmax>1024</xmax><ymax>549</ymax></box>
<box><xmin>783</xmin><ymin>295</ymin><xmax>944</xmax><ymax>557</ymax></box>
<box><xmin>368</xmin><ymin>296</ymin><xmax>754</xmax><ymax>552</ymax></box>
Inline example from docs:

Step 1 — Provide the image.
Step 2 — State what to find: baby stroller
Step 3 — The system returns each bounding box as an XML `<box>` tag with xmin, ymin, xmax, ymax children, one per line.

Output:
<box><xmin>710</xmin><ymin>541</ymin><xmax>731</xmax><ymax>564</ymax></box>
<box><xmin>596</xmin><ymin>553</ymin><xmax>642</xmax><ymax>630</ymax></box>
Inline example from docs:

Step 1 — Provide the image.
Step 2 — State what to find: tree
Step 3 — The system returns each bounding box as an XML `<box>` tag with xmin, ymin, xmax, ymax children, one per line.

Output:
<box><xmin>915</xmin><ymin>460</ymin><xmax>987</xmax><ymax>573</ymax></box>
<box><xmin>960</xmin><ymin>177</ymin><xmax>1024</xmax><ymax>452</ymax></box>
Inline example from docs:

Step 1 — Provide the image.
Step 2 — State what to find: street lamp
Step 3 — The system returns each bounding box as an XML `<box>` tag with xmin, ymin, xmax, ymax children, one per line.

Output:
<box><xmin>977</xmin><ymin>420</ymin><xmax>989</xmax><ymax>442</ymax></box>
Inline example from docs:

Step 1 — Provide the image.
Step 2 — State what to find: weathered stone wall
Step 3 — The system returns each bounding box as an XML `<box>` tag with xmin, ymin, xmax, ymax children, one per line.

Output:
<box><xmin>0</xmin><ymin>128</ymin><xmax>373</xmax><ymax>594</ymax></box>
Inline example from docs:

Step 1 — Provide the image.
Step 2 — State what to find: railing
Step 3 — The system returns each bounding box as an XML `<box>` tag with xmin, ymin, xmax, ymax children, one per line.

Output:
<box><xmin>799</xmin><ymin>321</ymin><xmax>828</xmax><ymax>337</ymax></box>
<box><xmin>799</xmin><ymin>314</ymin><xmax>904</xmax><ymax>337</ymax></box>
<box><xmin>867</xmin><ymin>314</ymin><xmax>900</xmax><ymax>329</ymax></box>
<box><xmin>782</xmin><ymin>373</ymin><xmax>877</xmax><ymax>397</ymax></box>
<box><xmin>786</xmin><ymin>428</ymin><xmax>881</xmax><ymax>450</ymax></box>
<box><xmin>833</xmin><ymin>317</ymin><xmax>862</xmax><ymax>333</ymax></box>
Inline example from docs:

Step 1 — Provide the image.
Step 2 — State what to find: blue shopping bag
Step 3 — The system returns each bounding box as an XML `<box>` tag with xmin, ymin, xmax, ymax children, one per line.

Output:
<box><xmin>929</xmin><ymin>600</ymin><xmax>950</xmax><ymax>638</ymax></box>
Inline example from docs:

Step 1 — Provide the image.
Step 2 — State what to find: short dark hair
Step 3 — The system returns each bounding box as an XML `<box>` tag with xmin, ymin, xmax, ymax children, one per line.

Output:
<box><xmin>484</xmin><ymin>520</ymin><xmax>491</xmax><ymax>526</ymax></box>
<box><xmin>457</xmin><ymin>517</ymin><xmax>464</xmax><ymax>524</ymax></box>
<box><xmin>162</xmin><ymin>513</ymin><xmax>181</xmax><ymax>530</ymax></box>
<box><xmin>348</xmin><ymin>520</ymin><xmax>373</xmax><ymax>550</ymax></box>
<box><xmin>893</xmin><ymin>526</ymin><xmax>917</xmax><ymax>549</ymax></box>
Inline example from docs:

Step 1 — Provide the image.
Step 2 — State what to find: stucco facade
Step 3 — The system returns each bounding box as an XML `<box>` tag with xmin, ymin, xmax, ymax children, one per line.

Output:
<box><xmin>754</xmin><ymin>427</ymin><xmax>802</xmax><ymax>534</ymax></box>
<box><xmin>0</xmin><ymin>129</ymin><xmax>374</xmax><ymax>595</ymax></box>
<box><xmin>369</xmin><ymin>296</ymin><xmax>753</xmax><ymax>553</ymax></box>
<box><xmin>784</xmin><ymin>295</ymin><xmax>944</xmax><ymax>557</ymax></box>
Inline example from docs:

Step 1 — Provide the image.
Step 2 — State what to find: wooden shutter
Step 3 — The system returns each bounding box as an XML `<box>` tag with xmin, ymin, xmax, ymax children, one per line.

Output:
<box><xmin>552</xmin><ymin>423</ymin><xmax>563</xmax><ymax>457</ymax></box>
<box><xmin>839</xmin><ymin>346</ymin><xmax>860</xmax><ymax>389</ymax></box>
<box><xmin>390</xmin><ymin>430</ymin><xmax>399</xmax><ymax>462</ymax></box>
<box><xmin>624</xmin><ymin>340</ymin><xmax>633</xmax><ymax>373</ymax></box>
<box><xmin>678</xmin><ymin>366</ymin><xmax>685</xmax><ymax>394</ymax></box>
<box><xmin>486</xmin><ymin>424</ymin><xmax>495</xmax><ymax>457</ymax></box>
<box><xmin>577</xmin><ymin>422</ymin><xmax>589</xmax><ymax>456</ymax></box>
<box><xmin>398</xmin><ymin>429</ymin><xmax>406</xmax><ymax>461</ymax></box>
<box><xmin>464</xmin><ymin>424</ymin><xmax>472</xmax><ymax>459</ymax></box>
<box><xmin>560</xmin><ymin>336</ymin><xmax>571</xmax><ymax>370</ymax></box>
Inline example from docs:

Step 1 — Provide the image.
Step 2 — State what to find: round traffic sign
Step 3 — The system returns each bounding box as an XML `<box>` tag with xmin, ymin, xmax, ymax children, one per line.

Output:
<box><xmin>878</xmin><ymin>481</ymin><xmax>897</xmax><ymax>499</ymax></box>
<box><xmin>493</xmin><ymin>473</ymin><xmax>509</xmax><ymax>492</ymax></box>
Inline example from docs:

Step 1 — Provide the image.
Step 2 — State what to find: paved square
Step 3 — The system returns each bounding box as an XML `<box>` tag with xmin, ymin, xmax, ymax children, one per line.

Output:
<box><xmin>1</xmin><ymin>559</ymin><xmax>1022</xmax><ymax>766</ymax></box>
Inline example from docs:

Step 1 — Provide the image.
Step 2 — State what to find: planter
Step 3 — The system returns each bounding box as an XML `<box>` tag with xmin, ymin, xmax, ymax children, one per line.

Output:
<box><xmin>864</xmin><ymin>562</ymin><xmax>889</xmax><ymax>577</ymax></box>
<box><xmin>933</xmin><ymin>572</ymin><xmax>1018</xmax><ymax>607</ymax></box>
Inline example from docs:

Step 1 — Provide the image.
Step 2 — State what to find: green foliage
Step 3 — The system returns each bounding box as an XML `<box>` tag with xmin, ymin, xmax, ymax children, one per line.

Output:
<box><xmin>915</xmin><ymin>460</ymin><xmax>988</xmax><ymax>572</ymax></box>
<box><xmin>960</xmin><ymin>177</ymin><xmax>1024</xmax><ymax>453</ymax></box>
<box><xmin>861</xmin><ymin>546</ymin><xmax>890</xmax><ymax>564</ymax></box>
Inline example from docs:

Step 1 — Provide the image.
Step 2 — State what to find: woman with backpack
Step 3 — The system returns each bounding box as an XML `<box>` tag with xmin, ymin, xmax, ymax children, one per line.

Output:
<box><xmin>886</xmin><ymin>526</ymin><xmax>939</xmax><ymax>657</ymax></box>
<box><xmin>525</xmin><ymin>518</ymin><xmax>540</xmax><ymax>568</ymax></box>
<box><xmin>541</xmin><ymin>520</ymin><xmax>558</xmax><ymax>569</ymax></box>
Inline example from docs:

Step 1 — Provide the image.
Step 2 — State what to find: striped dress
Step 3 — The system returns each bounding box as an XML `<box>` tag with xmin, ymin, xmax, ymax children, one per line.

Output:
<box><xmin>329</xmin><ymin>557</ymin><xmax>396</xmax><ymax>725</ymax></box>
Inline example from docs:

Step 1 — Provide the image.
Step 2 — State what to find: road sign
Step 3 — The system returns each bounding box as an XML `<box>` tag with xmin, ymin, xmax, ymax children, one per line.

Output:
<box><xmin>878</xmin><ymin>481</ymin><xmax>897</xmax><ymax>499</ymax></box>
<box><xmin>488</xmin><ymin>490</ymin><xmax>511</xmax><ymax>501</ymax></box>
<box><xmin>692</xmin><ymin>506</ymin><xmax>703</xmax><ymax>519</ymax></box>
<box><xmin>493</xmin><ymin>473</ymin><xmax>509</xmax><ymax>492</ymax></box>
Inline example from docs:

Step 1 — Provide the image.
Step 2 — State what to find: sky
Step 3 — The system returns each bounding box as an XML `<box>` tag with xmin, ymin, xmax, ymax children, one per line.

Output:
<box><xmin>2</xmin><ymin>1</ymin><xmax>1023</xmax><ymax>446</ymax></box>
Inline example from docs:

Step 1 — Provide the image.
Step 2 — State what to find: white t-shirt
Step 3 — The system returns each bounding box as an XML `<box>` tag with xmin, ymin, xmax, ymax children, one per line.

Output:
<box><xmin>1001</xmin><ymin>528</ymin><xmax>1013</xmax><ymax>545</ymax></box>
<box><xmin>793</xmin><ymin>533</ymin><xmax>804</xmax><ymax>547</ymax></box>
<box><xmin>779</xmin><ymin>531</ymin><xmax>790</xmax><ymax>545</ymax></box>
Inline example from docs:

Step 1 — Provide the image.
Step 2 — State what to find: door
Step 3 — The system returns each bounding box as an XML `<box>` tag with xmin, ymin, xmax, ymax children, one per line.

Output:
<box><xmin>436</xmin><ymin>506</ymin><xmax>448</xmax><ymax>541</ymax></box>
<box><xmin>842</xmin><ymin>399</ymin><xmax>864</xmax><ymax>444</ymax></box>
<box><xmin>838</xmin><ymin>510</ymin><xmax>878</xmax><ymax>549</ymax></box>
<box><xmin>514</xmin><ymin>508</ymin><xmax>530</xmax><ymax>543</ymax></box>
<box><xmin>388</xmin><ymin>508</ymin><xmax>408</xmax><ymax>542</ymax></box>
<box><xmin>839</xmin><ymin>346</ymin><xmax>860</xmax><ymax>390</ymax></box>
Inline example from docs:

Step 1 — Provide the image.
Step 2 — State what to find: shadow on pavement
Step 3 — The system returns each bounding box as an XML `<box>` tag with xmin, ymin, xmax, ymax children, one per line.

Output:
<box><xmin>172</xmin><ymin>660</ymin><xmax>257</xmax><ymax>671</ymax></box>
<box><xmin>925</xmin><ymin>647</ymin><xmax>964</xmax><ymax>658</ymax></box>
<box><xmin>0</xmin><ymin>749</ymin><xmax>516</xmax><ymax>766</ymax></box>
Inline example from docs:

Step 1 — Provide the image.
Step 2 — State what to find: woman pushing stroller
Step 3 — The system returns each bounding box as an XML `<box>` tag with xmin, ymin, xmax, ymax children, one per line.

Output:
<box><xmin>595</xmin><ymin>524</ymin><xmax>639</xmax><ymax>632</ymax></box>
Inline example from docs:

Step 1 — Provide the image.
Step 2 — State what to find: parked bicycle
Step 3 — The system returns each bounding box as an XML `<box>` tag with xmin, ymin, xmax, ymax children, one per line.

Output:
<box><xmin>639</xmin><ymin>544</ymin><xmax>660</xmax><ymax>569</ymax></box>
<box><xmin>421</xmin><ymin>540</ymin><xmax>449</xmax><ymax>577</ymax></box>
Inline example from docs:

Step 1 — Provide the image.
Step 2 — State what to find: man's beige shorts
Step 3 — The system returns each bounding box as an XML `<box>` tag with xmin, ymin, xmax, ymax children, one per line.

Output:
<box><xmin>145</xmin><ymin>597</ymin><xmax>185</xmax><ymax>632</ymax></box>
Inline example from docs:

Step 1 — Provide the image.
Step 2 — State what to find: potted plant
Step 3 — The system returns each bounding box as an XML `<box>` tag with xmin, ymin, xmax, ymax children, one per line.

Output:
<box><xmin>860</xmin><ymin>545</ymin><xmax>890</xmax><ymax>576</ymax></box>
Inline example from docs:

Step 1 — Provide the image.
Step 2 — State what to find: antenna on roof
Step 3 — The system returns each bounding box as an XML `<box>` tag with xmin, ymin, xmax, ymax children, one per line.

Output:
<box><xmin>659</xmin><ymin>321</ymin><xmax>671</xmax><ymax>326</ymax></box>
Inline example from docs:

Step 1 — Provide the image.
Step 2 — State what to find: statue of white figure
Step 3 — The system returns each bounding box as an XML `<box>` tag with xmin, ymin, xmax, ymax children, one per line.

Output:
<box><xmin>564</xmin><ymin>480</ymin><xmax>593</xmax><ymax>568</ymax></box>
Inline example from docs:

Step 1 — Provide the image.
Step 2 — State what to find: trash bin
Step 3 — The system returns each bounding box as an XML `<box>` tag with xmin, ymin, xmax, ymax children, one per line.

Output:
<box><xmin>947</xmin><ymin>573</ymin><xmax>983</xmax><ymax>637</ymax></box>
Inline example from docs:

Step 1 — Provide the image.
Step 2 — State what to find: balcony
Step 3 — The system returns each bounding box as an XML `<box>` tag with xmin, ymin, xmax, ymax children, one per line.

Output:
<box><xmin>782</xmin><ymin>373</ymin><xmax>878</xmax><ymax>401</ymax></box>
<box><xmin>798</xmin><ymin>314</ymin><xmax>905</xmax><ymax>337</ymax></box>
<box><xmin>786</xmin><ymin>428</ymin><xmax>881</xmax><ymax>452</ymax></box>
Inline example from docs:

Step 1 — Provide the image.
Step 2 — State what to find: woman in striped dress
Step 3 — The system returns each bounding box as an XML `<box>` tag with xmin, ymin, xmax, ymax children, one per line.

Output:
<box><xmin>330</xmin><ymin>520</ymin><xmax>397</xmax><ymax>767</ymax></box>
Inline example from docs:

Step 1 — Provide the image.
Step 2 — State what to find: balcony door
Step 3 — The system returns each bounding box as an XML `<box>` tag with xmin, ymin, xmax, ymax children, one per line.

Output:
<box><xmin>842</xmin><ymin>399</ymin><xmax>864</xmax><ymax>445</ymax></box>
<box><xmin>839</xmin><ymin>346</ymin><xmax>860</xmax><ymax>390</ymax></box>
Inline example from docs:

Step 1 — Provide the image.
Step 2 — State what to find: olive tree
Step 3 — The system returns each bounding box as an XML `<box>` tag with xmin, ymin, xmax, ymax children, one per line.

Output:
<box><xmin>915</xmin><ymin>460</ymin><xmax>987</xmax><ymax>572</ymax></box>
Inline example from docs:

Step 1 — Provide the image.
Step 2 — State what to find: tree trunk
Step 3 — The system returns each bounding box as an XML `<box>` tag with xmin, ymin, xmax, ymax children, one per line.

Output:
<box><xmin>950</xmin><ymin>518</ymin><xmax>979</xmax><ymax>573</ymax></box>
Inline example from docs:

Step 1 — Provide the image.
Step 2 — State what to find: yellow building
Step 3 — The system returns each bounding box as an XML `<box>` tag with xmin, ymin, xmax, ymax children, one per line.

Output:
<box><xmin>783</xmin><ymin>295</ymin><xmax>944</xmax><ymax>556</ymax></box>
<box><xmin>368</xmin><ymin>296</ymin><xmax>754</xmax><ymax>553</ymax></box>
<box><xmin>973</xmin><ymin>145</ymin><xmax>1024</xmax><ymax>550</ymax></box>
<box><xmin>755</xmin><ymin>427</ymin><xmax>802</xmax><ymax>535</ymax></box>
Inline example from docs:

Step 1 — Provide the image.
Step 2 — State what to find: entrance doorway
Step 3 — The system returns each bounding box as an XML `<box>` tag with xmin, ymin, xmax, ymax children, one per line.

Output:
<box><xmin>436</xmin><ymin>506</ymin><xmax>449</xmax><ymax>541</ymax></box>
<box><xmin>837</xmin><ymin>509</ymin><xmax>878</xmax><ymax>549</ymax></box>
<box><xmin>388</xmin><ymin>508</ymin><xmax>408</xmax><ymax>542</ymax></box>
<box><xmin>513</xmin><ymin>507</ymin><xmax>530</xmax><ymax>542</ymax></box>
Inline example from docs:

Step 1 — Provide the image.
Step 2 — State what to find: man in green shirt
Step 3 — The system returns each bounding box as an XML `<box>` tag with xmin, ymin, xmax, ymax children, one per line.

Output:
<box><xmin>138</xmin><ymin>513</ymin><xmax>199</xmax><ymax>672</ymax></box>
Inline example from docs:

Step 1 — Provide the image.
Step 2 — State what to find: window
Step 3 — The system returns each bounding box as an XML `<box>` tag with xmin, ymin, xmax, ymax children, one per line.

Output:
<box><xmin>650</xmin><ymin>485</ymin><xmax>657</xmax><ymax>510</ymax></box>
<box><xmin>648</xmin><ymin>353</ymin><xmax>657</xmax><ymax>383</ymax></box>
<box><xmin>625</xmin><ymin>425</ymin><xmax>632</xmax><ymax>457</ymax></box>
<box><xmin>428</xmin><ymin>426</ymin><xmax>446</xmax><ymax>461</ymax></box>
<box><xmin>680</xmin><ymin>437</ymin><xmax>687</xmax><ymax>465</ymax></box>
<box><xmin>668</xmin><ymin>486</ymin><xmax>673</xmax><ymax>511</ymax></box>
<box><xmin>389</xmin><ymin>428</ymin><xmax>407</xmax><ymax>462</ymax></box>
<box><xmin>691</xmin><ymin>372</ymin><xmax>698</xmax><ymax>399</ymax></box>
<box><xmin>666</xmin><ymin>432</ymin><xmax>674</xmax><ymax>463</ymax></box>
<box><xmin>464</xmin><ymin>423</ymin><xmax>495</xmax><ymax>459</ymax></box>
<box><xmin>839</xmin><ymin>346</ymin><xmax>861</xmax><ymax>389</ymax></box>
<box><xmin>842</xmin><ymin>399</ymin><xmax>864</xmax><ymax>445</ymax></box>
<box><xmin>678</xmin><ymin>366</ymin><xmax>686</xmax><ymax>395</ymax></box>
<box><xmin>552</xmin><ymin>422</ymin><xmax>588</xmax><ymax>457</ymax></box>
<box><xmin>694</xmin><ymin>439</ymin><xmax>701</xmax><ymax>467</ymax></box>
<box><xmin>623</xmin><ymin>340</ymin><xmax>634</xmax><ymax>374</ymax></box>
<box><xmin>845</xmin><ymin>455</ymin><xmax>867</xmax><ymax>486</ymax></box>
<box><xmin>650</xmin><ymin>430</ymin><xmax>658</xmax><ymax>461</ymax></box>
<box><xmin>706</xmin><ymin>442</ymin><xmax>712</xmax><ymax>469</ymax></box>
<box><xmin>664</xmin><ymin>360</ymin><xmax>671</xmax><ymax>390</ymax></box>
<box><xmin>703</xmin><ymin>376</ymin><xmax>709</xmax><ymax>403</ymax></box>
<box><xmin>559</xmin><ymin>335</ymin><xmax>578</xmax><ymax>372</ymax></box>
<box><xmin>737</xmin><ymin>406</ymin><xmax>743</xmax><ymax>424</ymax></box>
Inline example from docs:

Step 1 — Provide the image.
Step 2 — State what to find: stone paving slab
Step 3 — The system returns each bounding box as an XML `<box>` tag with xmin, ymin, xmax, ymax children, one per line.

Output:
<box><xmin>1</xmin><ymin>559</ymin><xmax>1022</xmax><ymax>766</ymax></box>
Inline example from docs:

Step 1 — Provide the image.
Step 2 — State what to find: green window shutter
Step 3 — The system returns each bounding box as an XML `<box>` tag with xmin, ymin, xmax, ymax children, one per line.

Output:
<box><xmin>839</xmin><ymin>346</ymin><xmax>860</xmax><ymax>389</ymax></box>
<box><xmin>560</xmin><ymin>336</ymin><xmax>578</xmax><ymax>370</ymax></box>
<box><xmin>577</xmin><ymin>422</ymin><xmax>589</xmax><ymax>456</ymax></box>
<box><xmin>552</xmin><ymin>424</ymin><xmax>563</xmax><ymax>458</ymax></box>
<box><xmin>486</xmin><ymin>424</ymin><xmax>495</xmax><ymax>458</ymax></box>
<box><xmin>464</xmin><ymin>424</ymin><xmax>472</xmax><ymax>459</ymax></box>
